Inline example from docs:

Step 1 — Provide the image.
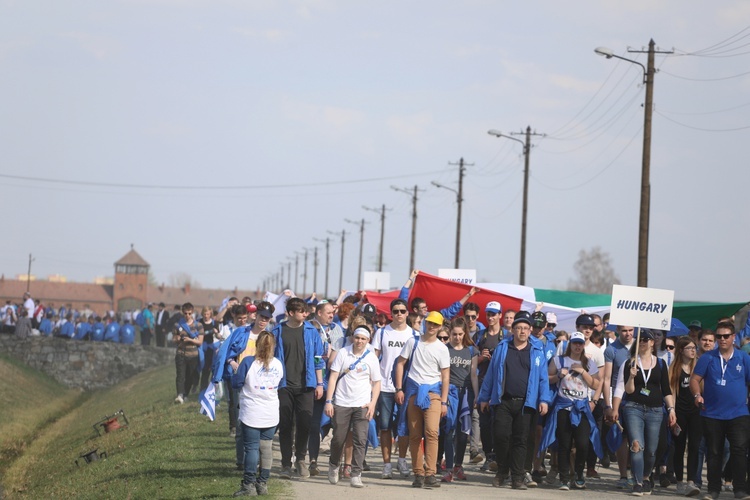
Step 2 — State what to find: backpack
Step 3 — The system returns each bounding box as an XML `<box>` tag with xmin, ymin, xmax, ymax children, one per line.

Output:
<box><xmin>390</xmin><ymin>328</ymin><xmax>420</xmax><ymax>388</ymax></box>
<box><xmin>135</xmin><ymin>310</ymin><xmax>147</xmax><ymax>328</ymax></box>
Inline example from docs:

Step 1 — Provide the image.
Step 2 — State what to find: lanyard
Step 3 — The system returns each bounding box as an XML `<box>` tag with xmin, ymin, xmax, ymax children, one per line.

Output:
<box><xmin>720</xmin><ymin>351</ymin><xmax>734</xmax><ymax>382</ymax></box>
<box><xmin>348</xmin><ymin>349</ymin><xmax>371</xmax><ymax>372</ymax></box>
<box><xmin>637</xmin><ymin>355</ymin><xmax>653</xmax><ymax>386</ymax></box>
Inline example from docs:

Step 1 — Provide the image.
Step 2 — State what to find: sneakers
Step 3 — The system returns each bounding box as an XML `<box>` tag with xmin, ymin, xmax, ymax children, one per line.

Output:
<box><xmin>559</xmin><ymin>482</ymin><xmax>570</xmax><ymax>491</ymax></box>
<box><xmin>601</xmin><ymin>454</ymin><xmax>611</xmax><ymax>468</ymax></box>
<box><xmin>643</xmin><ymin>479</ymin><xmax>652</xmax><ymax>495</ymax></box>
<box><xmin>441</xmin><ymin>472</ymin><xmax>453</xmax><ymax>483</ymax></box>
<box><xmin>229</xmin><ymin>428</ymin><xmax>236</xmax><ymax>438</ymax></box>
<box><xmin>255</xmin><ymin>482</ymin><xmax>268</xmax><ymax>496</ymax></box>
<box><xmin>632</xmin><ymin>483</ymin><xmax>643</xmax><ymax>496</ymax></box>
<box><xmin>586</xmin><ymin>468</ymin><xmax>600</xmax><ymax>479</ymax></box>
<box><xmin>470</xmin><ymin>451</ymin><xmax>485</xmax><ymax>464</ymax></box>
<box><xmin>350</xmin><ymin>474</ymin><xmax>363</xmax><ymax>488</ymax></box>
<box><xmin>174</xmin><ymin>394</ymin><xmax>184</xmax><ymax>404</ymax></box>
<box><xmin>328</xmin><ymin>465</ymin><xmax>339</xmax><ymax>485</ymax></box>
<box><xmin>308</xmin><ymin>461</ymin><xmax>319</xmax><ymax>477</ymax></box>
<box><xmin>701</xmin><ymin>492</ymin><xmax>719</xmax><ymax>500</ymax></box>
<box><xmin>545</xmin><ymin>474</ymin><xmax>561</xmax><ymax>487</ymax></box>
<box><xmin>279</xmin><ymin>466</ymin><xmax>293</xmax><ymax>480</ymax></box>
<box><xmin>489</xmin><ymin>460</ymin><xmax>498</xmax><ymax>472</ymax></box>
<box><xmin>381</xmin><ymin>462</ymin><xmax>393</xmax><ymax>479</ymax></box>
<box><xmin>481</xmin><ymin>459</ymin><xmax>491</xmax><ymax>472</ymax></box>
<box><xmin>296</xmin><ymin>460</ymin><xmax>310</xmax><ymax>478</ymax></box>
<box><xmin>233</xmin><ymin>481</ymin><xmax>257</xmax><ymax>497</ymax></box>
<box><xmin>412</xmin><ymin>475</ymin><xmax>425</xmax><ymax>488</ymax></box>
<box><xmin>660</xmin><ymin>473</ymin><xmax>671</xmax><ymax>488</ymax></box>
<box><xmin>397</xmin><ymin>458</ymin><xmax>411</xmax><ymax>477</ymax></box>
<box><xmin>492</xmin><ymin>474</ymin><xmax>507</xmax><ymax>488</ymax></box>
<box><xmin>523</xmin><ymin>472</ymin><xmax>538</xmax><ymax>488</ymax></box>
<box><xmin>340</xmin><ymin>464</ymin><xmax>351</xmax><ymax>479</ymax></box>
<box><xmin>685</xmin><ymin>482</ymin><xmax>701</xmax><ymax>497</ymax></box>
<box><xmin>723</xmin><ymin>482</ymin><xmax>734</xmax><ymax>492</ymax></box>
<box><xmin>617</xmin><ymin>477</ymin><xmax>632</xmax><ymax>489</ymax></box>
<box><xmin>452</xmin><ymin>465</ymin><xmax>467</xmax><ymax>480</ymax></box>
<box><xmin>574</xmin><ymin>476</ymin><xmax>586</xmax><ymax>489</ymax></box>
<box><xmin>512</xmin><ymin>478</ymin><xmax>528</xmax><ymax>490</ymax></box>
<box><xmin>733</xmin><ymin>492</ymin><xmax>750</xmax><ymax>500</ymax></box>
<box><xmin>424</xmin><ymin>475</ymin><xmax>441</xmax><ymax>488</ymax></box>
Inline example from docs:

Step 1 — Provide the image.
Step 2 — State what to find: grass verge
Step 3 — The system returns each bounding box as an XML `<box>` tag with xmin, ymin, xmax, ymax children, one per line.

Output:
<box><xmin>2</xmin><ymin>362</ymin><xmax>289</xmax><ymax>499</ymax></box>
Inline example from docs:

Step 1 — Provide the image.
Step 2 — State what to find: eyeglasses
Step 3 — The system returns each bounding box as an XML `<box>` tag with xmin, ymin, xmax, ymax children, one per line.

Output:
<box><xmin>665</xmin><ymin>345</ymin><xmax>675</xmax><ymax>350</ymax></box>
<box><xmin>716</xmin><ymin>333</ymin><xmax>733</xmax><ymax>340</ymax></box>
<box><xmin>438</xmin><ymin>336</ymin><xmax>449</xmax><ymax>341</ymax></box>
<box><xmin>465</xmin><ymin>315</ymin><xmax>477</xmax><ymax>320</ymax></box>
<box><xmin>392</xmin><ymin>309</ymin><xmax>408</xmax><ymax>315</ymax></box>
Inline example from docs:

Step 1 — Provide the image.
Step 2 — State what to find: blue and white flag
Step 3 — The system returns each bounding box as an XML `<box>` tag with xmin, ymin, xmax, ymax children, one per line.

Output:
<box><xmin>199</xmin><ymin>383</ymin><xmax>217</xmax><ymax>421</ymax></box>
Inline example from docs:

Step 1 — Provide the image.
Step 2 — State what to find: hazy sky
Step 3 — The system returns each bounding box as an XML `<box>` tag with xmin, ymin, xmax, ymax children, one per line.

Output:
<box><xmin>2</xmin><ymin>1</ymin><xmax>749</xmax><ymax>303</ymax></box>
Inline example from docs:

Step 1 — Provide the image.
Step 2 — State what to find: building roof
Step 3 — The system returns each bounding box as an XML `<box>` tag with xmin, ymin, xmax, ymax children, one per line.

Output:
<box><xmin>0</xmin><ymin>279</ymin><xmax>113</xmax><ymax>307</ymax></box>
<box><xmin>115</xmin><ymin>247</ymin><xmax>150</xmax><ymax>267</ymax></box>
<box><xmin>147</xmin><ymin>285</ymin><xmax>260</xmax><ymax>309</ymax></box>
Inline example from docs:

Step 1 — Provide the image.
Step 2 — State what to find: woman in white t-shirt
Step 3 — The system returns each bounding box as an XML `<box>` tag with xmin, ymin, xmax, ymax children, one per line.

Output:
<box><xmin>229</xmin><ymin>331</ymin><xmax>283</xmax><ymax>497</ymax></box>
<box><xmin>544</xmin><ymin>331</ymin><xmax>600</xmax><ymax>491</ymax></box>
<box><xmin>324</xmin><ymin>326</ymin><xmax>382</xmax><ymax>488</ymax></box>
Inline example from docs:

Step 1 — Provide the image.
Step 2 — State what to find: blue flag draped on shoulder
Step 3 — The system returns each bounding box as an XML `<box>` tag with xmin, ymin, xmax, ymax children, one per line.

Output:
<box><xmin>199</xmin><ymin>383</ymin><xmax>217</xmax><ymax>421</ymax></box>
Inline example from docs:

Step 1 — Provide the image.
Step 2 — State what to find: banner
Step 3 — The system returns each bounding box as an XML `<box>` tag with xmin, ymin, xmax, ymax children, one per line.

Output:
<box><xmin>609</xmin><ymin>284</ymin><xmax>674</xmax><ymax>330</ymax></box>
<box><xmin>438</xmin><ymin>268</ymin><xmax>477</xmax><ymax>285</ymax></box>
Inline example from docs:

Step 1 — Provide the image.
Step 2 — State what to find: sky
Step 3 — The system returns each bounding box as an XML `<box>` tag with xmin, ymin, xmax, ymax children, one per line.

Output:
<box><xmin>1</xmin><ymin>1</ymin><xmax>749</xmax><ymax>304</ymax></box>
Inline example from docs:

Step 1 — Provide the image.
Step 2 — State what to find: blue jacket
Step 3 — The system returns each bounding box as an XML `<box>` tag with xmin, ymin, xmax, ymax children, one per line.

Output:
<box><xmin>272</xmin><ymin>320</ymin><xmax>325</xmax><ymax>389</ymax></box>
<box><xmin>91</xmin><ymin>322</ymin><xmax>105</xmax><ymax>341</ymax></box>
<box><xmin>74</xmin><ymin>322</ymin><xmax>91</xmax><ymax>340</ymax></box>
<box><xmin>476</xmin><ymin>338</ymin><xmax>553</xmax><ymax>409</ymax></box>
<box><xmin>120</xmin><ymin>323</ymin><xmax>136</xmax><ymax>344</ymax></box>
<box><xmin>397</xmin><ymin>377</ymin><xmax>444</xmax><ymax>436</ymax></box>
<box><xmin>104</xmin><ymin>322</ymin><xmax>120</xmax><ymax>342</ymax></box>
<box><xmin>39</xmin><ymin>318</ymin><xmax>53</xmax><ymax>336</ymax></box>
<box><xmin>530</xmin><ymin>333</ymin><xmax>557</xmax><ymax>364</ymax></box>
<box><xmin>59</xmin><ymin>321</ymin><xmax>75</xmax><ymax>339</ymax></box>
<box><xmin>540</xmin><ymin>397</ymin><xmax>603</xmax><ymax>459</ymax></box>
<box><xmin>212</xmin><ymin>325</ymin><xmax>251</xmax><ymax>384</ymax></box>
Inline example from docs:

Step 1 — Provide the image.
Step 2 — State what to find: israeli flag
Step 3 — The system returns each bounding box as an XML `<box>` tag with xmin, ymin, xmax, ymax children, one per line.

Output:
<box><xmin>199</xmin><ymin>383</ymin><xmax>217</xmax><ymax>421</ymax></box>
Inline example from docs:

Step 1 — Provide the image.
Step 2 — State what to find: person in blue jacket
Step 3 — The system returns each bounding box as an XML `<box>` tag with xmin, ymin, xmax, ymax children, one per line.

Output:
<box><xmin>74</xmin><ymin>316</ymin><xmax>91</xmax><ymax>340</ymax></box>
<box><xmin>38</xmin><ymin>313</ymin><xmax>53</xmax><ymax>336</ymax></box>
<box><xmin>477</xmin><ymin>310</ymin><xmax>552</xmax><ymax>490</ymax></box>
<box><xmin>120</xmin><ymin>319</ymin><xmax>136</xmax><ymax>344</ymax></box>
<box><xmin>57</xmin><ymin>313</ymin><xmax>75</xmax><ymax>339</ymax></box>
<box><xmin>103</xmin><ymin>316</ymin><xmax>121</xmax><ymax>342</ymax></box>
<box><xmin>91</xmin><ymin>316</ymin><xmax>105</xmax><ymax>341</ymax></box>
<box><xmin>271</xmin><ymin>297</ymin><xmax>325</xmax><ymax>480</ymax></box>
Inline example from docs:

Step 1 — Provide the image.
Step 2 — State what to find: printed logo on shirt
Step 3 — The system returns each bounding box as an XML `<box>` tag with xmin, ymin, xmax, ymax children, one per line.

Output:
<box><xmin>387</xmin><ymin>340</ymin><xmax>406</xmax><ymax>348</ymax></box>
<box><xmin>737</xmin><ymin>364</ymin><xmax>742</xmax><ymax>373</ymax></box>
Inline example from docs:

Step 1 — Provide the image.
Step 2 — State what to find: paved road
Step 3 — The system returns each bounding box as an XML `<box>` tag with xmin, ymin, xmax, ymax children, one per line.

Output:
<box><xmin>268</xmin><ymin>438</ymin><xmax>692</xmax><ymax>499</ymax></box>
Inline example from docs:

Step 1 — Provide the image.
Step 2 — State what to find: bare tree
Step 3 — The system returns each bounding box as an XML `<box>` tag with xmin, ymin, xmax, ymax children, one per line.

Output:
<box><xmin>567</xmin><ymin>246</ymin><xmax>620</xmax><ymax>294</ymax></box>
<box><xmin>168</xmin><ymin>272</ymin><xmax>201</xmax><ymax>289</ymax></box>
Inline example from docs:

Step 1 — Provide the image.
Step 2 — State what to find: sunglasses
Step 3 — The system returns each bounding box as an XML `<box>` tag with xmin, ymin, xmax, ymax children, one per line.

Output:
<box><xmin>465</xmin><ymin>315</ymin><xmax>477</xmax><ymax>320</ymax></box>
<box><xmin>716</xmin><ymin>333</ymin><xmax>734</xmax><ymax>340</ymax></box>
<box><xmin>392</xmin><ymin>309</ymin><xmax>408</xmax><ymax>315</ymax></box>
<box><xmin>438</xmin><ymin>336</ymin><xmax>449</xmax><ymax>341</ymax></box>
<box><xmin>665</xmin><ymin>345</ymin><xmax>675</xmax><ymax>350</ymax></box>
<box><xmin>639</xmin><ymin>337</ymin><xmax>652</xmax><ymax>343</ymax></box>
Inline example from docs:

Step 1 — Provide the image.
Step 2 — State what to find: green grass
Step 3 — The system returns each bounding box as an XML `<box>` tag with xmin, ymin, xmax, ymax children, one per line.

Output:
<box><xmin>2</xmin><ymin>362</ymin><xmax>290</xmax><ymax>499</ymax></box>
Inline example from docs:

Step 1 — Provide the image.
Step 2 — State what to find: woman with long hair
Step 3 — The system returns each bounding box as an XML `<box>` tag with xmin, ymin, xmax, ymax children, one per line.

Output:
<box><xmin>613</xmin><ymin>330</ymin><xmax>677</xmax><ymax>496</ymax></box>
<box><xmin>670</xmin><ymin>337</ymin><xmax>702</xmax><ymax>497</ymax></box>
<box><xmin>540</xmin><ymin>331</ymin><xmax>601</xmax><ymax>490</ymax></box>
<box><xmin>199</xmin><ymin>306</ymin><xmax>220</xmax><ymax>392</ymax></box>
<box><xmin>439</xmin><ymin>316</ymin><xmax>479</xmax><ymax>482</ymax></box>
<box><xmin>230</xmin><ymin>330</ymin><xmax>283</xmax><ymax>497</ymax></box>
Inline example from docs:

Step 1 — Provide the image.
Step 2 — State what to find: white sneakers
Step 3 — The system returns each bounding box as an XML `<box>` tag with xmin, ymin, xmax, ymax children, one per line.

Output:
<box><xmin>350</xmin><ymin>475</ymin><xmax>364</xmax><ymax>488</ymax></box>
<box><xmin>174</xmin><ymin>394</ymin><xmax>184</xmax><ymax>404</ymax></box>
<box><xmin>381</xmin><ymin>463</ymin><xmax>393</xmax><ymax>479</ymax></box>
<box><xmin>328</xmin><ymin>466</ymin><xmax>339</xmax><ymax>485</ymax></box>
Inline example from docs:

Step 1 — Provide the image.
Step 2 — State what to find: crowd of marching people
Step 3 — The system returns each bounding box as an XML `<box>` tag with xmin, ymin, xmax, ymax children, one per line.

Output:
<box><xmin>197</xmin><ymin>270</ymin><xmax>750</xmax><ymax>499</ymax></box>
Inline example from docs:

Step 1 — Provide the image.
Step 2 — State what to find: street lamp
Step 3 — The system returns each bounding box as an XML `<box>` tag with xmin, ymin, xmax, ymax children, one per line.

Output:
<box><xmin>431</xmin><ymin>181</ymin><xmax>462</xmax><ymax>268</ymax></box>
<box><xmin>487</xmin><ymin>129</ymin><xmax>530</xmax><ymax>285</ymax></box>
<box><xmin>595</xmin><ymin>41</ymin><xmax>657</xmax><ymax>287</ymax></box>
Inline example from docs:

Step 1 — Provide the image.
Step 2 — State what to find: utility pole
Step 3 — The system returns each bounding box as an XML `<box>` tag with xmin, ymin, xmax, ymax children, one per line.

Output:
<box><xmin>363</xmin><ymin>204</ymin><xmax>389</xmax><ymax>272</ymax></box>
<box><xmin>345</xmin><ymin>218</ymin><xmax>367</xmax><ymax>290</ymax></box>
<box><xmin>328</xmin><ymin>230</ymin><xmax>346</xmax><ymax>293</ymax></box>
<box><xmin>286</xmin><ymin>260</ymin><xmax>292</xmax><ymax>290</ymax></box>
<box><xmin>488</xmin><ymin>128</ymin><xmax>545</xmax><ymax>285</ymax></box>
<box><xmin>432</xmin><ymin>158</ymin><xmax>473</xmax><ymax>268</ymax></box>
<box><xmin>312</xmin><ymin>247</ymin><xmax>318</xmax><ymax>295</ymax></box>
<box><xmin>302</xmin><ymin>248</ymin><xmax>310</xmax><ymax>297</ymax></box>
<box><xmin>314</xmin><ymin>237</ymin><xmax>330</xmax><ymax>298</ymax></box>
<box><xmin>392</xmin><ymin>185</ymin><xmax>422</xmax><ymax>273</ymax></box>
<box><xmin>26</xmin><ymin>253</ymin><xmax>34</xmax><ymax>292</ymax></box>
<box><xmin>294</xmin><ymin>253</ymin><xmax>300</xmax><ymax>293</ymax></box>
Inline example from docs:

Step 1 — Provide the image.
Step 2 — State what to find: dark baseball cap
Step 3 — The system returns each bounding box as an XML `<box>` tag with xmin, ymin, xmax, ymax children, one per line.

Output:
<box><xmin>513</xmin><ymin>310</ymin><xmax>532</xmax><ymax>326</ymax></box>
<box><xmin>576</xmin><ymin>314</ymin><xmax>596</xmax><ymax>326</ymax></box>
<box><xmin>531</xmin><ymin>311</ymin><xmax>547</xmax><ymax>327</ymax></box>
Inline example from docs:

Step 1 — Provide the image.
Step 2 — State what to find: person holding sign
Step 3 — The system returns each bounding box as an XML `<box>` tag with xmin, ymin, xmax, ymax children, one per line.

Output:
<box><xmin>612</xmin><ymin>330</ymin><xmax>676</xmax><ymax>496</ymax></box>
<box><xmin>690</xmin><ymin>321</ymin><xmax>750</xmax><ymax>500</ymax></box>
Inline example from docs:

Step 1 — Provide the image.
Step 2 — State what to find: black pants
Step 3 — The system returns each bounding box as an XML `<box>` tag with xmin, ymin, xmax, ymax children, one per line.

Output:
<box><xmin>674</xmin><ymin>409</ymin><xmax>702</xmax><ymax>482</ymax></box>
<box><xmin>524</xmin><ymin>409</ymin><xmax>539</xmax><ymax>472</ymax></box>
<box><xmin>278</xmin><ymin>386</ymin><xmax>315</xmax><ymax>468</ymax></box>
<box><xmin>175</xmin><ymin>353</ymin><xmax>199</xmax><ymax>396</ymax></box>
<box><xmin>155</xmin><ymin>326</ymin><xmax>166</xmax><ymax>347</ymax></box>
<box><xmin>703</xmin><ymin>415</ymin><xmax>750</xmax><ymax>494</ymax></box>
<box><xmin>480</xmin><ymin>403</ymin><xmax>495</xmax><ymax>459</ymax></box>
<box><xmin>557</xmin><ymin>410</ymin><xmax>591</xmax><ymax>483</ymax></box>
<box><xmin>493</xmin><ymin>398</ymin><xmax>534</xmax><ymax>481</ymax></box>
<box><xmin>141</xmin><ymin>327</ymin><xmax>152</xmax><ymax>346</ymax></box>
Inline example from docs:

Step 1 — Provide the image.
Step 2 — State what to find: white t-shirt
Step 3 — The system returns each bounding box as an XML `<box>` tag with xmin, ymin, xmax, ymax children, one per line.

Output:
<box><xmin>400</xmin><ymin>336</ymin><xmax>450</xmax><ymax>386</ymax></box>
<box><xmin>373</xmin><ymin>324</ymin><xmax>417</xmax><ymax>392</ymax></box>
<box><xmin>553</xmin><ymin>355</ymin><xmax>599</xmax><ymax>402</ymax></box>
<box><xmin>238</xmin><ymin>357</ymin><xmax>284</xmax><ymax>429</ymax></box>
<box><xmin>330</xmin><ymin>345</ymin><xmax>381</xmax><ymax>407</ymax></box>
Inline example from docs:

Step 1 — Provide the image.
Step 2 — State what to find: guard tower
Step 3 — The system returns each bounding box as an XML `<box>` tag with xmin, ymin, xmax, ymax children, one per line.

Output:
<box><xmin>113</xmin><ymin>245</ymin><xmax>150</xmax><ymax>312</ymax></box>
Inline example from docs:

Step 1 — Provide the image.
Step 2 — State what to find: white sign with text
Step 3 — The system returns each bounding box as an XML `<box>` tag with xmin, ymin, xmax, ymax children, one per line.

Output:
<box><xmin>609</xmin><ymin>284</ymin><xmax>674</xmax><ymax>330</ymax></box>
<box><xmin>438</xmin><ymin>268</ymin><xmax>477</xmax><ymax>285</ymax></box>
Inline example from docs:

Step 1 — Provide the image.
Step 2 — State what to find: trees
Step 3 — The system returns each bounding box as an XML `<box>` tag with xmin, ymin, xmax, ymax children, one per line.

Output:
<box><xmin>567</xmin><ymin>246</ymin><xmax>620</xmax><ymax>294</ymax></box>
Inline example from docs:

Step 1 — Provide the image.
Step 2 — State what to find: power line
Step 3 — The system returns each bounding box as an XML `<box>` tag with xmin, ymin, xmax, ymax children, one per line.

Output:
<box><xmin>654</xmin><ymin>110</ymin><xmax>750</xmax><ymax>132</ymax></box>
<box><xmin>660</xmin><ymin>68</ymin><xmax>750</xmax><ymax>81</ymax></box>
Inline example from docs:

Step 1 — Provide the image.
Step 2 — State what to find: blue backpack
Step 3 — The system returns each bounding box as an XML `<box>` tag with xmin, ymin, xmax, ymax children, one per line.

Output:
<box><xmin>135</xmin><ymin>311</ymin><xmax>147</xmax><ymax>328</ymax></box>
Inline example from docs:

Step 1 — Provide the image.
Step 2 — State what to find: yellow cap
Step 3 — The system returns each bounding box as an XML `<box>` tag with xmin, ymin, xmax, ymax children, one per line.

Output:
<box><xmin>425</xmin><ymin>311</ymin><xmax>444</xmax><ymax>326</ymax></box>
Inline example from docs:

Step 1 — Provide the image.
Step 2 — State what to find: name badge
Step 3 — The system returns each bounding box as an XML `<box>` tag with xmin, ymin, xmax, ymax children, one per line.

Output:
<box><xmin>717</xmin><ymin>379</ymin><xmax>726</xmax><ymax>386</ymax></box>
<box><xmin>640</xmin><ymin>388</ymin><xmax>651</xmax><ymax>397</ymax></box>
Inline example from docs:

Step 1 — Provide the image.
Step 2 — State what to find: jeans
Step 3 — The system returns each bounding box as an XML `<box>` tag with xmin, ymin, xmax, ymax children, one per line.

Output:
<box><xmin>492</xmin><ymin>398</ymin><xmax>534</xmax><ymax>481</ymax></box>
<box><xmin>278</xmin><ymin>387</ymin><xmax>315</xmax><ymax>468</ymax></box>
<box><xmin>407</xmin><ymin>393</ymin><xmax>442</xmax><ymax>476</ymax></box>
<box><xmin>240</xmin><ymin>423</ymin><xmax>275</xmax><ymax>485</ymax></box>
<box><xmin>376</xmin><ymin>391</ymin><xmax>397</xmax><ymax>432</ymax></box>
<box><xmin>622</xmin><ymin>402</ymin><xmax>663</xmax><ymax>485</ymax></box>
<box><xmin>557</xmin><ymin>409</ymin><xmax>591</xmax><ymax>483</ymax></box>
<box><xmin>308</xmin><ymin>398</ymin><xmax>327</xmax><ymax>462</ymax></box>
<box><xmin>174</xmin><ymin>352</ymin><xmax>199</xmax><ymax>396</ymax></box>
<box><xmin>703</xmin><ymin>415</ymin><xmax>750</xmax><ymax>494</ymax></box>
<box><xmin>329</xmin><ymin>406</ymin><xmax>369</xmax><ymax>475</ymax></box>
